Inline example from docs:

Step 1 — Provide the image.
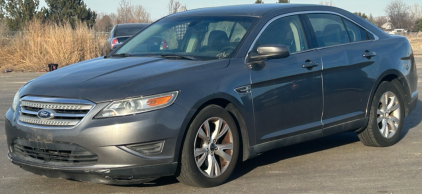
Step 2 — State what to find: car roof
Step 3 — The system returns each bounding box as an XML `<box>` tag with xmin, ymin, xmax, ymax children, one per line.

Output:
<box><xmin>171</xmin><ymin>4</ymin><xmax>325</xmax><ymax>17</ymax></box>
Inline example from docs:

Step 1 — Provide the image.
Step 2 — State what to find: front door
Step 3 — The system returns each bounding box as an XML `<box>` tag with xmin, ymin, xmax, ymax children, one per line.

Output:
<box><xmin>248</xmin><ymin>15</ymin><xmax>324</xmax><ymax>144</ymax></box>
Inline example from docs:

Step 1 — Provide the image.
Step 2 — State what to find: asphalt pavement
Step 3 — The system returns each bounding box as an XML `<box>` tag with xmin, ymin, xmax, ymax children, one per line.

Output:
<box><xmin>1</xmin><ymin>58</ymin><xmax>422</xmax><ymax>194</ymax></box>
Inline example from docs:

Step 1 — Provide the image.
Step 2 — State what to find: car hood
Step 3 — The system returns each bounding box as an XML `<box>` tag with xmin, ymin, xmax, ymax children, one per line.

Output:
<box><xmin>21</xmin><ymin>57</ymin><xmax>229</xmax><ymax>102</ymax></box>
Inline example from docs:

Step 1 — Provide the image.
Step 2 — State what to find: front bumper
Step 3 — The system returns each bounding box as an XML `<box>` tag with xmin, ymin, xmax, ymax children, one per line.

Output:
<box><xmin>8</xmin><ymin>152</ymin><xmax>177</xmax><ymax>185</ymax></box>
<box><xmin>5</xmin><ymin>102</ymin><xmax>190</xmax><ymax>184</ymax></box>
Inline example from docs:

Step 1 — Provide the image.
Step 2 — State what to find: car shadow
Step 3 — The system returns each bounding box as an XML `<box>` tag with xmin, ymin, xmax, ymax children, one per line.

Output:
<box><xmin>400</xmin><ymin>100</ymin><xmax>422</xmax><ymax>140</ymax></box>
<box><xmin>228</xmin><ymin>131</ymin><xmax>361</xmax><ymax>183</ymax></box>
<box><xmin>114</xmin><ymin>100</ymin><xmax>422</xmax><ymax>188</ymax></box>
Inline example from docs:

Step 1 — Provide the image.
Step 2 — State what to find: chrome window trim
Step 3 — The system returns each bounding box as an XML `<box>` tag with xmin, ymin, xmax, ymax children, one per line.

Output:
<box><xmin>17</xmin><ymin>96</ymin><xmax>96</xmax><ymax>130</ymax></box>
<box><xmin>245</xmin><ymin>11</ymin><xmax>380</xmax><ymax>63</ymax></box>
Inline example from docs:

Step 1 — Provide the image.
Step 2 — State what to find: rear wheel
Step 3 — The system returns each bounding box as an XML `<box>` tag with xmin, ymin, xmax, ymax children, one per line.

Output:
<box><xmin>177</xmin><ymin>105</ymin><xmax>239</xmax><ymax>187</ymax></box>
<box><xmin>358</xmin><ymin>81</ymin><xmax>404</xmax><ymax>147</ymax></box>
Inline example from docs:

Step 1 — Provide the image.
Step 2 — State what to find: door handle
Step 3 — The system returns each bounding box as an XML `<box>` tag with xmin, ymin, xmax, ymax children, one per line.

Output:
<box><xmin>302</xmin><ymin>60</ymin><xmax>318</xmax><ymax>69</ymax></box>
<box><xmin>362</xmin><ymin>51</ymin><xmax>376</xmax><ymax>58</ymax></box>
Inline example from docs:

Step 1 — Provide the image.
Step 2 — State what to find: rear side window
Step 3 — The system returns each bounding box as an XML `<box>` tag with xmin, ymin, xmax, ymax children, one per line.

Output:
<box><xmin>307</xmin><ymin>14</ymin><xmax>350</xmax><ymax>47</ymax></box>
<box><xmin>367</xmin><ymin>32</ymin><xmax>375</xmax><ymax>40</ymax></box>
<box><xmin>254</xmin><ymin>15</ymin><xmax>308</xmax><ymax>53</ymax></box>
<box><xmin>343</xmin><ymin>19</ymin><xmax>368</xmax><ymax>42</ymax></box>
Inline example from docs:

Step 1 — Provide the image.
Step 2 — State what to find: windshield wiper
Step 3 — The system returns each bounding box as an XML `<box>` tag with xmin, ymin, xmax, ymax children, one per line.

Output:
<box><xmin>160</xmin><ymin>54</ymin><xmax>196</xmax><ymax>60</ymax></box>
<box><xmin>111</xmin><ymin>53</ymin><xmax>132</xmax><ymax>57</ymax></box>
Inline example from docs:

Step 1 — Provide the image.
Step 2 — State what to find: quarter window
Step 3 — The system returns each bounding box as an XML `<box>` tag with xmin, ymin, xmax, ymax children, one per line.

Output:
<box><xmin>343</xmin><ymin>19</ymin><xmax>368</xmax><ymax>42</ymax></box>
<box><xmin>253</xmin><ymin>15</ymin><xmax>308</xmax><ymax>54</ymax></box>
<box><xmin>307</xmin><ymin>14</ymin><xmax>350</xmax><ymax>47</ymax></box>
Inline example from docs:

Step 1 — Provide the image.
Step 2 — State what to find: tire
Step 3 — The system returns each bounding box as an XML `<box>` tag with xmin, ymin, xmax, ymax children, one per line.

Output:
<box><xmin>177</xmin><ymin>105</ymin><xmax>240</xmax><ymax>187</ymax></box>
<box><xmin>358</xmin><ymin>81</ymin><xmax>405</xmax><ymax>147</ymax></box>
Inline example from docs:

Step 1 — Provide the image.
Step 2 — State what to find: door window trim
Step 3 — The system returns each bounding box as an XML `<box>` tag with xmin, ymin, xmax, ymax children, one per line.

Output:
<box><xmin>245</xmin><ymin>11</ymin><xmax>379</xmax><ymax>62</ymax></box>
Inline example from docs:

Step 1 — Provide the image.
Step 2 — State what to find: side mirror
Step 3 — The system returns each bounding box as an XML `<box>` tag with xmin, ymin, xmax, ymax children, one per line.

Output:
<box><xmin>249</xmin><ymin>44</ymin><xmax>290</xmax><ymax>62</ymax></box>
<box><xmin>111</xmin><ymin>43</ymin><xmax>123</xmax><ymax>51</ymax></box>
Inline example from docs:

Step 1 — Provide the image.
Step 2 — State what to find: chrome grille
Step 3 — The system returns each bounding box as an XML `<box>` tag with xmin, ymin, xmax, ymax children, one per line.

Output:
<box><xmin>18</xmin><ymin>96</ymin><xmax>95</xmax><ymax>128</ymax></box>
<box><xmin>20</xmin><ymin>101</ymin><xmax>93</xmax><ymax>110</ymax></box>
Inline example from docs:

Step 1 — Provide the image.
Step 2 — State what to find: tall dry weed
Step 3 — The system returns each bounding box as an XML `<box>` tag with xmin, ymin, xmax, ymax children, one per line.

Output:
<box><xmin>407</xmin><ymin>34</ymin><xmax>422</xmax><ymax>55</ymax></box>
<box><xmin>0</xmin><ymin>20</ymin><xmax>106</xmax><ymax>72</ymax></box>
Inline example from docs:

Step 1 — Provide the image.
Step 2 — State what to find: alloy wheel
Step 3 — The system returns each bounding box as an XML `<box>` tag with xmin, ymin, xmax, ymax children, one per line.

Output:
<box><xmin>377</xmin><ymin>91</ymin><xmax>401</xmax><ymax>138</ymax></box>
<box><xmin>194</xmin><ymin>117</ymin><xmax>234</xmax><ymax>178</ymax></box>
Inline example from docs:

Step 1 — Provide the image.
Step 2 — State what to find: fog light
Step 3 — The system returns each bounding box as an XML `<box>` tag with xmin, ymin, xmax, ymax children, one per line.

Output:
<box><xmin>126</xmin><ymin>141</ymin><xmax>164</xmax><ymax>155</ymax></box>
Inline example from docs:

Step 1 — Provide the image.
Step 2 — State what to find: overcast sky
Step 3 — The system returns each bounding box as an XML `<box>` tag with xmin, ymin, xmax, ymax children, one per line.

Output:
<box><xmin>39</xmin><ymin>0</ymin><xmax>422</xmax><ymax>21</ymax></box>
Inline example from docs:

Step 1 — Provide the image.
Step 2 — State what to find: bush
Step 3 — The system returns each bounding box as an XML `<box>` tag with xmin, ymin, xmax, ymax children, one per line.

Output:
<box><xmin>0</xmin><ymin>20</ymin><xmax>106</xmax><ymax>72</ymax></box>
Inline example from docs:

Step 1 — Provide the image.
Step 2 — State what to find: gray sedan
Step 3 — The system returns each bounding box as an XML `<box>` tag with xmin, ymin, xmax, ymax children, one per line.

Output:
<box><xmin>5</xmin><ymin>4</ymin><xmax>418</xmax><ymax>188</ymax></box>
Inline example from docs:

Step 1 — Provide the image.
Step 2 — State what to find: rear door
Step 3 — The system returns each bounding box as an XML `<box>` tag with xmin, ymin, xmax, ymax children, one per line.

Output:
<box><xmin>304</xmin><ymin>13</ymin><xmax>379</xmax><ymax>134</ymax></box>
<box><xmin>249</xmin><ymin>15</ymin><xmax>324</xmax><ymax>144</ymax></box>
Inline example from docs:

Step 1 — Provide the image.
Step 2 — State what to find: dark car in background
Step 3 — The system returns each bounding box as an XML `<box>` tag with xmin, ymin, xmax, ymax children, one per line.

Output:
<box><xmin>102</xmin><ymin>23</ymin><xmax>149</xmax><ymax>55</ymax></box>
<box><xmin>5</xmin><ymin>4</ymin><xmax>418</xmax><ymax>188</ymax></box>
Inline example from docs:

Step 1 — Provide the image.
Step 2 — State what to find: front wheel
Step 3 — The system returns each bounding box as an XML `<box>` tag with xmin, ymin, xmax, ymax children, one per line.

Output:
<box><xmin>177</xmin><ymin>105</ymin><xmax>239</xmax><ymax>187</ymax></box>
<box><xmin>358</xmin><ymin>81</ymin><xmax>405</xmax><ymax>147</ymax></box>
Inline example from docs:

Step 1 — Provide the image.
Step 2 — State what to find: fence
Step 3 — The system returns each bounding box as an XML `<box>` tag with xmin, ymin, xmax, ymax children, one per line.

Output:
<box><xmin>406</xmin><ymin>32</ymin><xmax>422</xmax><ymax>38</ymax></box>
<box><xmin>387</xmin><ymin>31</ymin><xmax>422</xmax><ymax>37</ymax></box>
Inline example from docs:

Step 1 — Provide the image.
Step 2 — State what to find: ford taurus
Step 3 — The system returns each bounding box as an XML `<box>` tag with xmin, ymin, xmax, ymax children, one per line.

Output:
<box><xmin>5</xmin><ymin>4</ymin><xmax>418</xmax><ymax>187</ymax></box>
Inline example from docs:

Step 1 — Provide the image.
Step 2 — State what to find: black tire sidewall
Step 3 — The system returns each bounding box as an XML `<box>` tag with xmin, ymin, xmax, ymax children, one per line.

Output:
<box><xmin>369</xmin><ymin>81</ymin><xmax>405</xmax><ymax>146</ymax></box>
<box><xmin>181</xmin><ymin>105</ymin><xmax>240</xmax><ymax>187</ymax></box>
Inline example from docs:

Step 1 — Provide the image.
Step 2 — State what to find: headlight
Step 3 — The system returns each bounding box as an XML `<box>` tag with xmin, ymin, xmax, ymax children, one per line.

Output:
<box><xmin>12</xmin><ymin>91</ymin><xmax>20</xmax><ymax>112</ymax></box>
<box><xmin>12</xmin><ymin>80</ymin><xmax>33</xmax><ymax>112</ymax></box>
<box><xmin>96</xmin><ymin>91</ymin><xmax>179</xmax><ymax>118</ymax></box>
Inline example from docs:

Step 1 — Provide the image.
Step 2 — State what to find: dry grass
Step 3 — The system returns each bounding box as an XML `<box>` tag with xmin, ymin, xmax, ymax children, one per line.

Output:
<box><xmin>408</xmin><ymin>36</ymin><xmax>422</xmax><ymax>56</ymax></box>
<box><xmin>0</xmin><ymin>20</ymin><xmax>106</xmax><ymax>72</ymax></box>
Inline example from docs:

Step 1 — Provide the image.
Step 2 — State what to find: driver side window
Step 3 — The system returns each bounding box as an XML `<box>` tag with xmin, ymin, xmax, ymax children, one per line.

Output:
<box><xmin>254</xmin><ymin>15</ymin><xmax>308</xmax><ymax>53</ymax></box>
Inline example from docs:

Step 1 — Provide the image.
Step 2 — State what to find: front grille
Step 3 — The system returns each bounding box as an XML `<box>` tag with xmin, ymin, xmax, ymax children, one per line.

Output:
<box><xmin>12</xmin><ymin>139</ymin><xmax>98</xmax><ymax>165</ymax></box>
<box><xmin>18</xmin><ymin>96</ymin><xmax>94</xmax><ymax>128</ymax></box>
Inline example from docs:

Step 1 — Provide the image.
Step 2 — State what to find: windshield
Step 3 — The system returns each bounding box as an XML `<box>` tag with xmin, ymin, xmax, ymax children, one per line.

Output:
<box><xmin>115</xmin><ymin>16</ymin><xmax>258</xmax><ymax>60</ymax></box>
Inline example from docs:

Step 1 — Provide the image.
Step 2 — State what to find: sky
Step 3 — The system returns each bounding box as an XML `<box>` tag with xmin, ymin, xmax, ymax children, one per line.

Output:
<box><xmin>38</xmin><ymin>0</ymin><xmax>422</xmax><ymax>21</ymax></box>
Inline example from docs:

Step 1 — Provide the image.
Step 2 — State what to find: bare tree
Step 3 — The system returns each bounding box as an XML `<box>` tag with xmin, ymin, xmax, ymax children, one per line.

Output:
<box><xmin>168</xmin><ymin>0</ymin><xmax>187</xmax><ymax>15</ymax></box>
<box><xmin>385</xmin><ymin>0</ymin><xmax>412</xmax><ymax>29</ymax></box>
<box><xmin>168</xmin><ymin>0</ymin><xmax>182</xmax><ymax>14</ymax></box>
<box><xmin>374</xmin><ymin>16</ymin><xmax>388</xmax><ymax>29</ymax></box>
<box><xmin>409</xmin><ymin>3</ymin><xmax>422</xmax><ymax>22</ymax></box>
<box><xmin>131</xmin><ymin>5</ymin><xmax>151</xmax><ymax>23</ymax></box>
<box><xmin>319</xmin><ymin>1</ymin><xmax>334</xmax><ymax>6</ymax></box>
<box><xmin>94</xmin><ymin>13</ymin><xmax>114</xmax><ymax>32</ymax></box>
<box><xmin>118</xmin><ymin>0</ymin><xmax>132</xmax><ymax>23</ymax></box>
<box><xmin>109</xmin><ymin>13</ymin><xmax>118</xmax><ymax>25</ymax></box>
<box><xmin>116</xmin><ymin>0</ymin><xmax>151</xmax><ymax>24</ymax></box>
